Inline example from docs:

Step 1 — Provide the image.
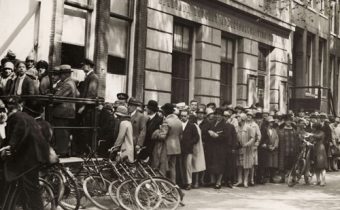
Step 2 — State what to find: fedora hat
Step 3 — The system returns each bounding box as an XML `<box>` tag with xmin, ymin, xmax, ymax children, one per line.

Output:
<box><xmin>115</xmin><ymin>105</ymin><xmax>129</xmax><ymax>117</ymax></box>
<box><xmin>128</xmin><ymin>97</ymin><xmax>141</xmax><ymax>106</ymax></box>
<box><xmin>266</xmin><ymin>116</ymin><xmax>275</xmax><ymax>122</ymax></box>
<box><xmin>52</xmin><ymin>64</ymin><xmax>72</xmax><ymax>74</ymax></box>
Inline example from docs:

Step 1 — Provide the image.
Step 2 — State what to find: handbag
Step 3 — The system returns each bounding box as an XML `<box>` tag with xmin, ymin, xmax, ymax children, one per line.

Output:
<box><xmin>48</xmin><ymin>146</ymin><xmax>59</xmax><ymax>164</ymax></box>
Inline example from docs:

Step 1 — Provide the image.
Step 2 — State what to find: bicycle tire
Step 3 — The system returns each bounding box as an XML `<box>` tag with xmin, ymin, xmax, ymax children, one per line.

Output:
<box><xmin>135</xmin><ymin>178</ymin><xmax>180</xmax><ymax>210</ymax></box>
<box><xmin>44</xmin><ymin>170</ymin><xmax>65</xmax><ymax>203</ymax></box>
<box><xmin>108</xmin><ymin>180</ymin><xmax>122</xmax><ymax>207</ymax></box>
<box><xmin>58</xmin><ymin>166</ymin><xmax>81</xmax><ymax>210</ymax></box>
<box><xmin>8</xmin><ymin>178</ymin><xmax>57</xmax><ymax>210</ymax></box>
<box><xmin>83</xmin><ymin>176</ymin><xmax>111</xmax><ymax>210</ymax></box>
<box><xmin>116</xmin><ymin>179</ymin><xmax>140</xmax><ymax>210</ymax></box>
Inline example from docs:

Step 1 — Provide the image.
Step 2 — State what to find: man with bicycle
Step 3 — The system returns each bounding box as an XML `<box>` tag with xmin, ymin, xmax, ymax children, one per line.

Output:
<box><xmin>0</xmin><ymin>98</ymin><xmax>50</xmax><ymax>209</ymax></box>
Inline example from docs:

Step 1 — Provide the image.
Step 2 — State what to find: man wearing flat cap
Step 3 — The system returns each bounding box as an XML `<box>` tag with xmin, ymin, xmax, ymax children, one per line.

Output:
<box><xmin>319</xmin><ymin>112</ymin><xmax>333</xmax><ymax>171</ymax></box>
<box><xmin>52</xmin><ymin>64</ymin><xmax>78</xmax><ymax>156</ymax></box>
<box><xmin>137</xmin><ymin>100</ymin><xmax>163</xmax><ymax>160</ymax></box>
<box><xmin>117</xmin><ymin>93</ymin><xmax>129</xmax><ymax>105</ymax></box>
<box><xmin>127</xmin><ymin>97</ymin><xmax>148</xmax><ymax>146</ymax></box>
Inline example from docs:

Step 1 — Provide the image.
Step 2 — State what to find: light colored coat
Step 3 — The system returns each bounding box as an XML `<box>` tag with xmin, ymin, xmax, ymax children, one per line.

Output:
<box><xmin>192</xmin><ymin>124</ymin><xmax>206</xmax><ymax>172</ymax></box>
<box><xmin>131</xmin><ymin>111</ymin><xmax>148</xmax><ymax>145</ymax></box>
<box><xmin>159</xmin><ymin>114</ymin><xmax>182</xmax><ymax>155</ymax></box>
<box><xmin>113</xmin><ymin>120</ymin><xmax>134</xmax><ymax>162</ymax></box>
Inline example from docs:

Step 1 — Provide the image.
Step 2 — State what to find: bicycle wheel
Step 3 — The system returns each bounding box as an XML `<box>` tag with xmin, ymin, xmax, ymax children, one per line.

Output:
<box><xmin>83</xmin><ymin>176</ymin><xmax>111</xmax><ymax>210</ymax></box>
<box><xmin>116</xmin><ymin>179</ymin><xmax>140</xmax><ymax>210</ymax></box>
<box><xmin>39</xmin><ymin>178</ymin><xmax>57</xmax><ymax>210</ymax></box>
<box><xmin>44</xmin><ymin>170</ymin><xmax>65</xmax><ymax>203</ymax></box>
<box><xmin>135</xmin><ymin>178</ymin><xmax>180</xmax><ymax>210</ymax></box>
<box><xmin>58</xmin><ymin>167</ymin><xmax>81</xmax><ymax>210</ymax></box>
<box><xmin>108</xmin><ymin>180</ymin><xmax>122</xmax><ymax>207</ymax></box>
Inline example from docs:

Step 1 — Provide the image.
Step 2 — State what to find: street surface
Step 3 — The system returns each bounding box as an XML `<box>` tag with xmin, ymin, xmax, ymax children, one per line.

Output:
<box><xmin>182</xmin><ymin>171</ymin><xmax>340</xmax><ymax>210</ymax></box>
<box><xmin>66</xmin><ymin>171</ymin><xmax>340</xmax><ymax>210</ymax></box>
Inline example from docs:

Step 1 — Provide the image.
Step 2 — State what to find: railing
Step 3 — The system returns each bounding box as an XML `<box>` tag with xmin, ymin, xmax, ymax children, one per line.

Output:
<box><xmin>288</xmin><ymin>86</ymin><xmax>335</xmax><ymax>115</ymax></box>
<box><xmin>0</xmin><ymin>95</ymin><xmax>105</xmax><ymax>154</ymax></box>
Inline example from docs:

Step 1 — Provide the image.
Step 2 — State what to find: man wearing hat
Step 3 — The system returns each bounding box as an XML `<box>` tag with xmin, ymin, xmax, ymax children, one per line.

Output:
<box><xmin>117</xmin><ymin>93</ymin><xmax>129</xmax><ymax>104</ymax></box>
<box><xmin>319</xmin><ymin>112</ymin><xmax>333</xmax><ymax>171</ymax></box>
<box><xmin>52</xmin><ymin>64</ymin><xmax>78</xmax><ymax>156</ymax></box>
<box><xmin>128</xmin><ymin>97</ymin><xmax>148</xmax><ymax>146</ymax></box>
<box><xmin>137</xmin><ymin>100</ymin><xmax>163</xmax><ymax>160</ymax></box>
<box><xmin>76</xmin><ymin>59</ymin><xmax>99</xmax><ymax>154</ymax></box>
<box><xmin>156</xmin><ymin>103</ymin><xmax>183</xmax><ymax>184</ymax></box>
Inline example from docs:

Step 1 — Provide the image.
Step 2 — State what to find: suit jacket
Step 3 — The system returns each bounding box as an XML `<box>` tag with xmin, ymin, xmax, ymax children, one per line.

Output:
<box><xmin>9</xmin><ymin>75</ymin><xmax>36</xmax><ymax>95</ymax></box>
<box><xmin>4</xmin><ymin>111</ymin><xmax>50</xmax><ymax>181</ymax></box>
<box><xmin>181</xmin><ymin>121</ymin><xmax>199</xmax><ymax>154</ymax></box>
<box><xmin>225</xmin><ymin>122</ymin><xmax>238</xmax><ymax>152</ymax></box>
<box><xmin>53</xmin><ymin>77</ymin><xmax>78</xmax><ymax>119</ymax></box>
<box><xmin>138</xmin><ymin>114</ymin><xmax>163</xmax><ymax>158</ymax></box>
<box><xmin>159</xmin><ymin>114</ymin><xmax>183</xmax><ymax>155</ymax></box>
<box><xmin>79</xmin><ymin>71</ymin><xmax>99</xmax><ymax>99</ymax></box>
<box><xmin>131</xmin><ymin>111</ymin><xmax>148</xmax><ymax>145</ymax></box>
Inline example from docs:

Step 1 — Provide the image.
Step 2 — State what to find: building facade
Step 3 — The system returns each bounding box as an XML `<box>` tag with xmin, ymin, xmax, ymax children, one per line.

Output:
<box><xmin>0</xmin><ymin>0</ymin><xmax>339</xmax><ymax>113</ymax></box>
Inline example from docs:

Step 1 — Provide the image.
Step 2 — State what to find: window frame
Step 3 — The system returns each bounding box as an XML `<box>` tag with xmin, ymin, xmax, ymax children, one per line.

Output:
<box><xmin>107</xmin><ymin>0</ymin><xmax>134</xmax><ymax>76</ymax></box>
<box><xmin>220</xmin><ymin>37</ymin><xmax>235</xmax><ymax>105</ymax></box>
<box><xmin>171</xmin><ymin>22</ymin><xmax>193</xmax><ymax>104</ymax></box>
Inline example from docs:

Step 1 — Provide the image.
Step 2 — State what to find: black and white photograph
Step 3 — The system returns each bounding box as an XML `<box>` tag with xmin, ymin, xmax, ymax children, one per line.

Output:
<box><xmin>0</xmin><ymin>0</ymin><xmax>340</xmax><ymax>209</ymax></box>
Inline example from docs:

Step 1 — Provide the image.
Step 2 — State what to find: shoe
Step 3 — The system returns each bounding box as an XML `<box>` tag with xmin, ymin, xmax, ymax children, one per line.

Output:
<box><xmin>243</xmin><ymin>183</ymin><xmax>248</xmax><ymax>188</ymax></box>
<box><xmin>249</xmin><ymin>182</ymin><xmax>255</xmax><ymax>186</ymax></box>
<box><xmin>192</xmin><ymin>183</ymin><xmax>199</xmax><ymax>189</ymax></box>
<box><xmin>233</xmin><ymin>182</ymin><xmax>243</xmax><ymax>187</ymax></box>
<box><xmin>184</xmin><ymin>184</ymin><xmax>191</xmax><ymax>190</ymax></box>
<box><xmin>214</xmin><ymin>184</ymin><xmax>221</xmax><ymax>189</ymax></box>
<box><xmin>226</xmin><ymin>183</ymin><xmax>234</xmax><ymax>189</ymax></box>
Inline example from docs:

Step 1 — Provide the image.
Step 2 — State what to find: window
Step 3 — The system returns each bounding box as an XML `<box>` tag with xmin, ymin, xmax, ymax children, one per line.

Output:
<box><xmin>257</xmin><ymin>75</ymin><xmax>265</xmax><ymax>107</ymax></box>
<box><xmin>279</xmin><ymin>82</ymin><xmax>287</xmax><ymax>113</ymax></box>
<box><xmin>171</xmin><ymin>24</ymin><xmax>191</xmax><ymax>103</ymax></box>
<box><xmin>107</xmin><ymin>17</ymin><xmax>129</xmax><ymax>75</ymax></box>
<box><xmin>248</xmin><ymin>76</ymin><xmax>257</xmax><ymax>107</ymax></box>
<box><xmin>220</xmin><ymin>38</ymin><xmax>234</xmax><ymax>105</ymax></box>
<box><xmin>106</xmin><ymin>0</ymin><xmax>133</xmax><ymax>102</ymax></box>
<box><xmin>258</xmin><ymin>47</ymin><xmax>269</xmax><ymax>72</ymax></box>
<box><xmin>306</xmin><ymin>36</ymin><xmax>312</xmax><ymax>88</ymax></box>
<box><xmin>61</xmin><ymin>5</ymin><xmax>87</xmax><ymax>68</ymax></box>
<box><xmin>320</xmin><ymin>40</ymin><xmax>325</xmax><ymax>88</ymax></box>
<box><xmin>331</xmin><ymin>1</ymin><xmax>335</xmax><ymax>33</ymax></box>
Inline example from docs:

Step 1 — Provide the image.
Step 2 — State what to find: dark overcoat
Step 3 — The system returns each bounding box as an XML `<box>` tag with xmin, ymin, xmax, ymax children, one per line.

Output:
<box><xmin>4</xmin><ymin>111</ymin><xmax>50</xmax><ymax>181</ymax></box>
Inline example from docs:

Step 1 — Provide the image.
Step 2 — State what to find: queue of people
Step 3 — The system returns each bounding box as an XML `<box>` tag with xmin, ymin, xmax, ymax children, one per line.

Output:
<box><xmin>0</xmin><ymin>50</ymin><xmax>338</xmax><ymax>194</ymax></box>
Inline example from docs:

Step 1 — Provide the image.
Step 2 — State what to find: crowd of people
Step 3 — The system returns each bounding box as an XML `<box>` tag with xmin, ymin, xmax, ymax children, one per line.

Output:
<box><xmin>99</xmin><ymin>98</ymin><xmax>338</xmax><ymax>190</ymax></box>
<box><xmin>0</xmin><ymin>49</ymin><xmax>339</xmax><ymax>207</ymax></box>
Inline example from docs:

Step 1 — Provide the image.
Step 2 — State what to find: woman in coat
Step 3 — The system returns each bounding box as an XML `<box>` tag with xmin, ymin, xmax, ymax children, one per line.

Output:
<box><xmin>311</xmin><ymin>123</ymin><xmax>328</xmax><ymax>186</ymax></box>
<box><xmin>205</xmin><ymin>108</ymin><xmax>228</xmax><ymax>189</ymax></box>
<box><xmin>234</xmin><ymin>113</ymin><xmax>255</xmax><ymax>188</ymax></box>
<box><xmin>112</xmin><ymin>106</ymin><xmax>134</xmax><ymax>162</ymax></box>
<box><xmin>264</xmin><ymin>116</ymin><xmax>279</xmax><ymax>182</ymax></box>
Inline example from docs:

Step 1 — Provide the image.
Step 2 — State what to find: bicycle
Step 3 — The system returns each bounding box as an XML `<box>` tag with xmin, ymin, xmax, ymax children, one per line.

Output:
<box><xmin>287</xmin><ymin>133</ymin><xmax>315</xmax><ymax>187</ymax></box>
<box><xmin>0</xmin><ymin>146</ymin><xmax>56</xmax><ymax>210</ymax></box>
